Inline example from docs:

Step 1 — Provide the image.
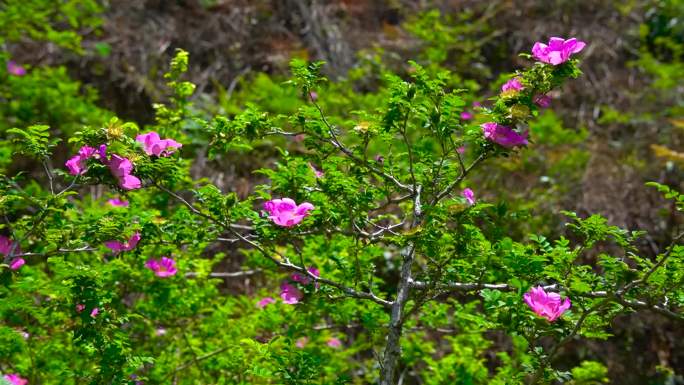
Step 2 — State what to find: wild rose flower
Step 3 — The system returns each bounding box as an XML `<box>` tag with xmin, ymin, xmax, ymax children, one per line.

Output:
<box><xmin>7</xmin><ymin>61</ymin><xmax>26</xmax><ymax>76</ymax></box>
<box><xmin>104</xmin><ymin>232</ymin><xmax>141</xmax><ymax>253</ymax></box>
<box><xmin>3</xmin><ymin>374</ymin><xmax>28</xmax><ymax>385</ymax></box>
<box><xmin>108</xmin><ymin>155</ymin><xmax>141</xmax><ymax>190</ymax></box>
<box><xmin>155</xmin><ymin>328</ymin><xmax>167</xmax><ymax>336</ymax></box>
<box><xmin>256</xmin><ymin>297</ymin><xmax>276</xmax><ymax>309</ymax></box>
<box><xmin>75</xmin><ymin>304</ymin><xmax>86</xmax><ymax>312</ymax></box>
<box><xmin>65</xmin><ymin>145</ymin><xmax>99</xmax><ymax>175</ymax></box>
<box><xmin>280</xmin><ymin>282</ymin><xmax>303</xmax><ymax>304</ymax></box>
<box><xmin>462</xmin><ymin>188</ymin><xmax>475</xmax><ymax>205</ymax></box>
<box><xmin>136</xmin><ymin>132</ymin><xmax>182</xmax><ymax>157</ymax></box>
<box><xmin>375</xmin><ymin>154</ymin><xmax>384</xmax><ymax>164</ymax></box>
<box><xmin>532</xmin><ymin>37</ymin><xmax>586</xmax><ymax>65</ymax></box>
<box><xmin>457</xmin><ymin>146</ymin><xmax>466</xmax><ymax>155</ymax></box>
<box><xmin>0</xmin><ymin>235</ymin><xmax>20</xmax><ymax>257</ymax></box>
<box><xmin>534</xmin><ymin>94</ymin><xmax>552</xmax><ymax>108</ymax></box>
<box><xmin>524</xmin><ymin>286</ymin><xmax>571</xmax><ymax>322</ymax></box>
<box><xmin>9</xmin><ymin>257</ymin><xmax>25</xmax><ymax>271</ymax></box>
<box><xmin>90</xmin><ymin>308</ymin><xmax>99</xmax><ymax>317</ymax></box>
<box><xmin>481</xmin><ymin>122</ymin><xmax>529</xmax><ymax>148</ymax></box>
<box><xmin>145</xmin><ymin>257</ymin><xmax>178</xmax><ymax>278</ymax></box>
<box><xmin>460</xmin><ymin>111</ymin><xmax>473</xmax><ymax>120</ymax></box>
<box><xmin>309</xmin><ymin>163</ymin><xmax>324</xmax><ymax>178</ymax></box>
<box><xmin>327</xmin><ymin>337</ymin><xmax>342</xmax><ymax>348</ymax></box>
<box><xmin>295</xmin><ymin>337</ymin><xmax>309</xmax><ymax>348</ymax></box>
<box><xmin>501</xmin><ymin>77</ymin><xmax>524</xmax><ymax>93</ymax></box>
<box><xmin>263</xmin><ymin>198</ymin><xmax>314</xmax><ymax>227</ymax></box>
<box><xmin>107</xmin><ymin>198</ymin><xmax>129</xmax><ymax>207</ymax></box>
<box><xmin>472</xmin><ymin>101</ymin><xmax>482</xmax><ymax>108</ymax></box>
<box><xmin>309</xmin><ymin>91</ymin><xmax>318</xmax><ymax>101</ymax></box>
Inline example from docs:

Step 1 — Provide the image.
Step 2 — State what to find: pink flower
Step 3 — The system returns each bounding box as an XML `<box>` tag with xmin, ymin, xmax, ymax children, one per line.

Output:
<box><xmin>136</xmin><ymin>132</ymin><xmax>182</xmax><ymax>157</ymax></box>
<box><xmin>107</xmin><ymin>198</ymin><xmax>129</xmax><ymax>207</ymax></box>
<box><xmin>7</xmin><ymin>61</ymin><xmax>26</xmax><ymax>76</ymax></box>
<box><xmin>295</xmin><ymin>337</ymin><xmax>309</xmax><ymax>348</ymax></box>
<box><xmin>90</xmin><ymin>308</ymin><xmax>99</xmax><ymax>317</ymax></box>
<box><xmin>0</xmin><ymin>235</ymin><xmax>20</xmax><ymax>257</ymax></box>
<box><xmin>327</xmin><ymin>337</ymin><xmax>342</xmax><ymax>348</ymax></box>
<box><xmin>108</xmin><ymin>155</ymin><xmax>142</xmax><ymax>190</ymax></box>
<box><xmin>481</xmin><ymin>122</ymin><xmax>529</xmax><ymax>148</ymax></box>
<box><xmin>104</xmin><ymin>232</ymin><xmax>141</xmax><ymax>253</ymax></box>
<box><xmin>460</xmin><ymin>111</ymin><xmax>473</xmax><ymax>120</ymax></box>
<box><xmin>472</xmin><ymin>101</ymin><xmax>482</xmax><ymax>108</ymax></box>
<box><xmin>256</xmin><ymin>297</ymin><xmax>276</xmax><ymax>309</ymax></box>
<box><xmin>534</xmin><ymin>94</ymin><xmax>552</xmax><ymax>108</ymax></box>
<box><xmin>263</xmin><ymin>198</ymin><xmax>314</xmax><ymax>227</ymax></box>
<box><xmin>65</xmin><ymin>145</ymin><xmax>100</xmax><ymax>175</ymax></box>
<box><xmin>155</xmin><ymin>328</ymin><xmax>167</xmax><ymax>336</ymax></box>
<box><xmin>9</xmin><ymin>257</ymin><xmax>25</xmax><ymax>271</ymax></box>
<box><xmin>375</xmin><ymin>154</ymin><xmax>384</xmax><ymax>163</ymax></box>
<box><xmin>3</xmin><ymin>374</ymin><xmax>28</xmax><ymax>385</ymax></box>
<box><xmin>292</xmin><ymin>266</ymin><xmax>320</xmax><ymax>287</ymax></box>
<box><xmin>524</xmin><ymin>286</ymin><xmax>571</xmax><ymax>322</ymax></box>
<box><xmin>462</xmin><ymin>188</ymin><xmax>475</xmax><ymax>205</ymax></box>
<box><xmin>309</xmin><ymin>163</ymin><xmax>324</xmax><ymax>178</ymax></box>
<box><xmin>457</xmin><ymin>146</ymin><xmax>466</xmax><ymax>155</ymax></box>
<box><xmin>501</xmin><ymin>77</ymin><xmax>524</xmax><ymax>93</ymax></box>
<box><xmin>75</xmin><ymin>304</ymin><xmax>86</xmax><ymax>312</ymax></box>
<box><xmin>145</xmin><ymin>257</ymin><xmax>178</xmax><ymax>278</ymax></box>
<box><xmin>309</xmin><ymin>91</ymin><xmax>318</xmax><ymax>101</ymax></box>
<box><xmin>532</xmin><ymin>37</ymin><xmax>586</xmax><ymax>65</ymax></box>
<box><xmin>280</xmin><ymin>282</ymin><xmax>303</xmax><ymax>304</ymax></box>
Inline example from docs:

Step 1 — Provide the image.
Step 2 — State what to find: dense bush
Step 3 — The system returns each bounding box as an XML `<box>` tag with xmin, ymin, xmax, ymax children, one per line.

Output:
<box><xmin>1</xmin><ymin>2</ymin><xmax>683</xmax><ymax>385</ymax></box>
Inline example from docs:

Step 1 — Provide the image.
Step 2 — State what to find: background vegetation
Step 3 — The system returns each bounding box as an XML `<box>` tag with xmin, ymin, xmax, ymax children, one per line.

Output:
<box><xmin>1</xmin><ymin>1</ymin><xmax>683</xmax><ymax>384</ymax></box>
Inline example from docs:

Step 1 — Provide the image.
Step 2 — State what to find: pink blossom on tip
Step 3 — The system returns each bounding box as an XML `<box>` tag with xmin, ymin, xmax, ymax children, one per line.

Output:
<box><xmin>136</xmin><ymin>131</ymin><xmax>182</xmax><ymax>157</ymax></box>
<box><xmin>481</xmin><ymin>122</ymin><xmax>529</xmax><ymax>148</ymax></box>
<box><xmin>534</xmin><ymin>94</ymin><xmax>552</xmax><ymax>108</ymax></box>
<box><xmin>309</xmin><ymin>163</ymin><xmax>324</xmax><ymax>178</ymax></box>
<box><xmin>294</xmin><ymin>134</ymin><xmax>306</xmax><ymax>142</ymax></box>
<box><xmin>263</xmin><ymin>198</ymin><xmax>314</xmax><ymax>227</ymax></box>
<box><xmin>472</xmin><ymin>101</ymin><xmax>482</xmax><ymax>108</ymax></box>
<box><xmin>501</xmin><ymin>77</ymin><xmax>524</xmax><ymax>93</ymax></box>
<box><xmin>19</xmin><ymin>331</ymin><xmax>29</xmax><ymax>340</ymax></box>
<box><xmin>280</xmin><ymin>282</ymin><xmax>303</xmax><ymax>304</ymax></box>
<box><xmin>532</xmin><ymin>37</ymin><xmax>586</xmax><ymax>65</ymax></box>
<box><xmin>326</xmin><ymin>337</ymin><xmax>342</xmax><ymax>348</ymax></box>
<box><xmin>3</xmin><ymin>374</ymin><xmax>28</xmax><ymax>385</ymax></box>
<box><xmin>309</xmin><ymin>91</ymin><xmax>318</xmax><ymax>101</ymax></box>
<box><xmin>460</xmin><ymin>111</ymin><xmax>473</xmax><ymax>120</ymax></box>
<box><xmin>7</xmin><ymin>61</ymin><xmax>26</xmax><ymax>76</ymax></box>
<box><xmin>0</xmin><ymin>235</ymin><xmax>20</xmax><ymax>257</ymax></box>
<box><xmin>145</xmin><ymin>257</ymin><xmax>177</xmax><ymax>278</ymax></box>
<box><xmin>256</xmin><ymin>297</ymin><xmax>276</xmax><ymax>308</ymax></box>
<box><xmin>375</xmin><ymin>154</ymin><xmax>384</xmax><ymax>163</ymax></box>
<box><xmin>155</xmin><ymin>328</ymin><xmax>167</xmax><ymax>336</ymax></box>
<box><xmin>65</xmin><ymin>145</ymin><xmax>99</xmax><ymax>175</ymax></box>
<box><xmin>90</xmin><ymin>308</ymin><xmax>99</xmax><ymax>317</ymax></box>
<box><xmin>462</xmin><ymin>188</ymin><xmax>475</xmax><ymax>205</ymax></box>
<box><xmin>295</xmin><ymin>337</ymin><xmax>309</xmax><ymax>348</ymax></box>
<box><xmin>75</xmin><ymin>304</ymin><xmax>86</xmax><ymax>312</ymax></box>
<box><xmin>524</xmin><ymin>286</ymin><xmax>571</xmax><ymax>322</ymax></box>
<box><xmin>104</xmin><ymin>232</ymin><xmax>141</xmax><ymax>253</ymax></box>
<box><xmin>107</xmin><ymin>198</ymin><xmax>129</xmax><ymax>207</ymax></box>
<box><xmin>457</xmin><ymin>146</ymin><xmax>466</xmax><ymax>155</ymax></box>
<box><xmin>108</xmin><ymin>154</ymin><xmax>141</xmax><ymax>190</ymax></box>
<box><xmin>9</xmin><ymin>258</ymin><xmax>25</xmax><ymax>270</ymax></box>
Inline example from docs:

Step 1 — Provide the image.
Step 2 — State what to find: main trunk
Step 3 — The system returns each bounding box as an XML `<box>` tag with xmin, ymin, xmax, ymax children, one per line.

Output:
<box><xmin>379</xmin><ymin>244</ymin><xmax>415</xmax><ymax>385</ymax></box>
